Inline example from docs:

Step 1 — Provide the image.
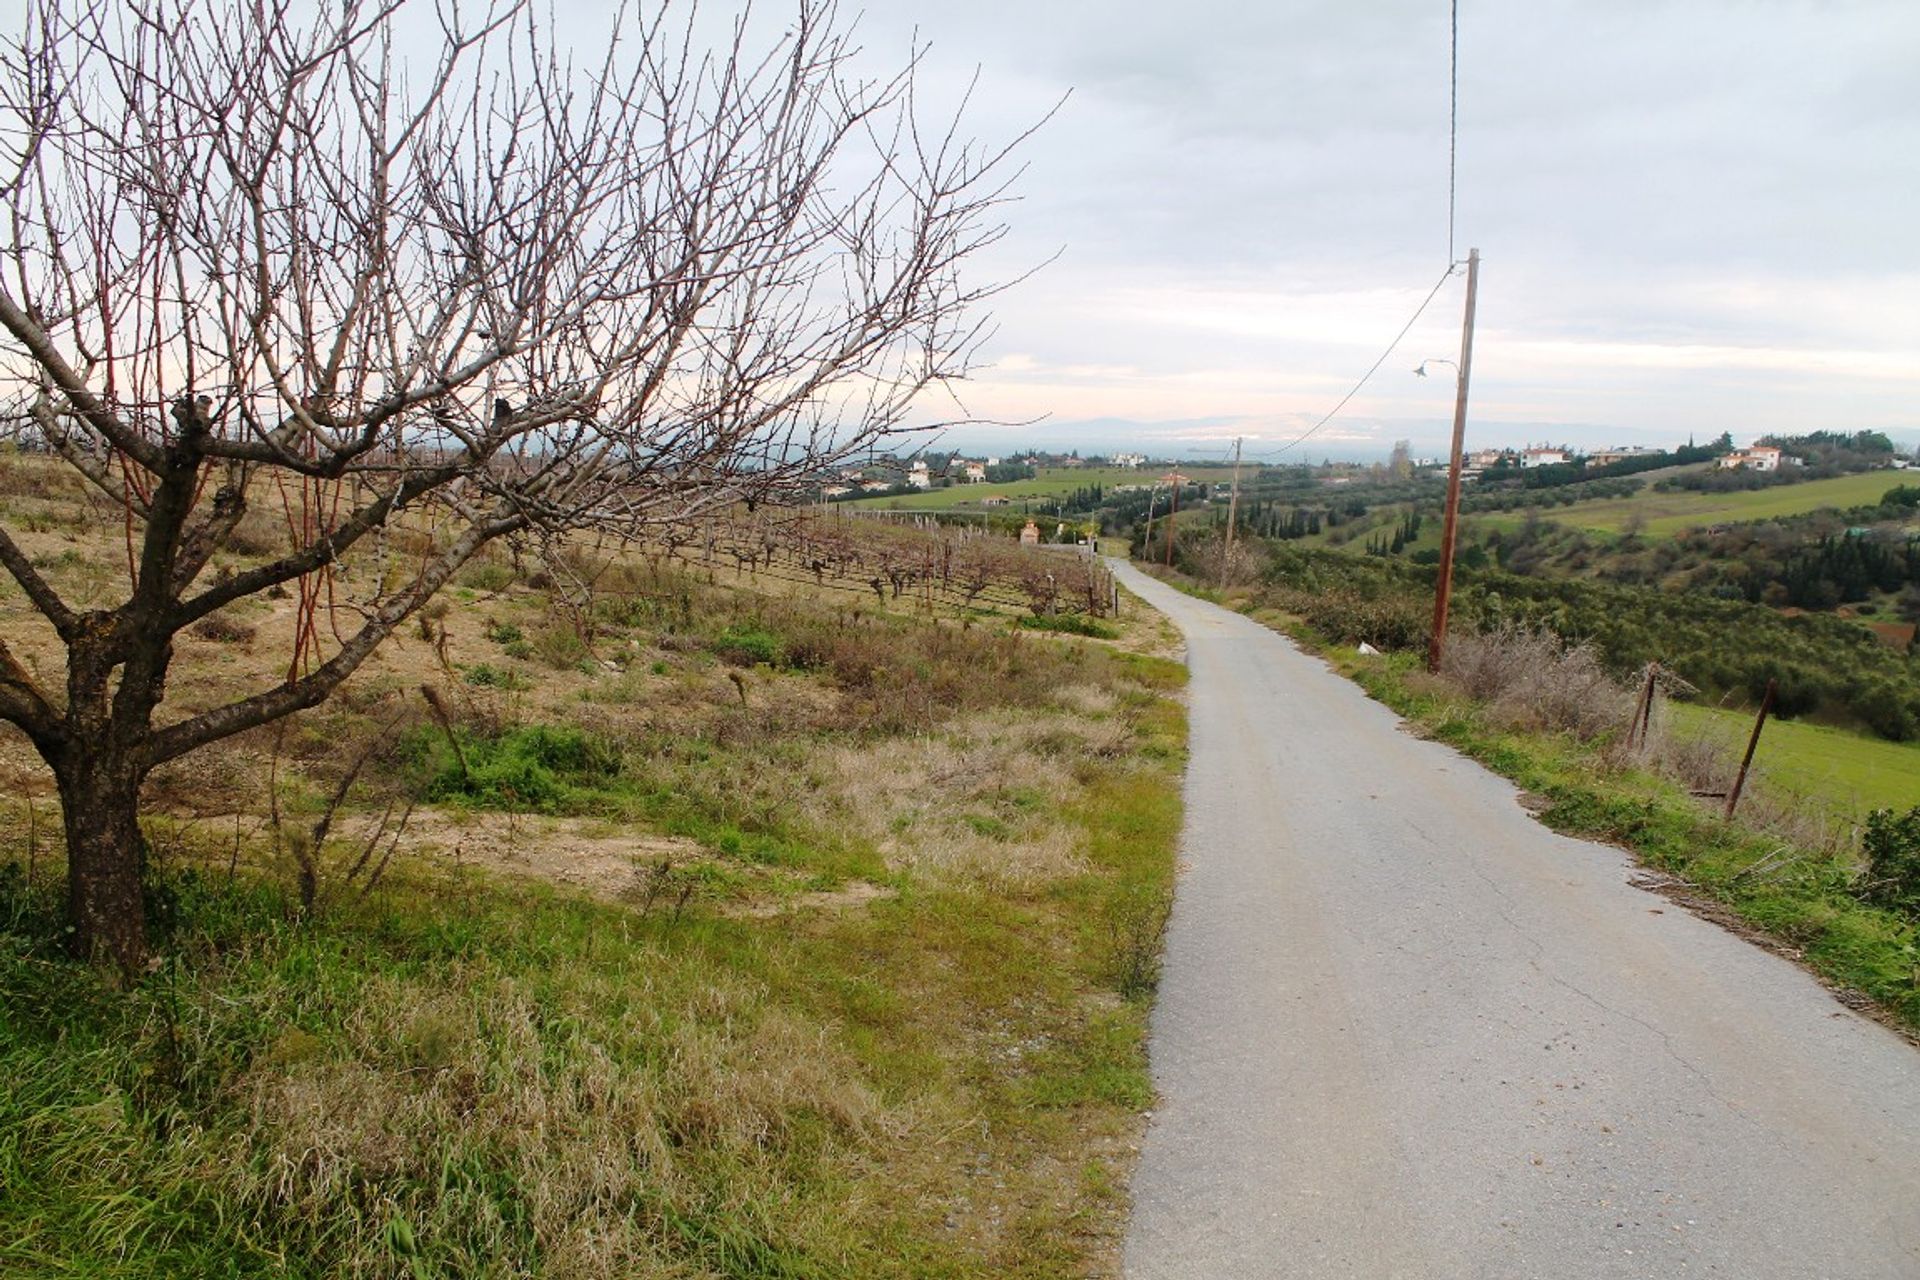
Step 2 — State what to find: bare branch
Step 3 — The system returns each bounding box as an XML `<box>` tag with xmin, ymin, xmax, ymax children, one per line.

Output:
<box><xmin>0</xmin><ymin>516</ymin><xmax>77</xmax><ymax>635</ymax></box>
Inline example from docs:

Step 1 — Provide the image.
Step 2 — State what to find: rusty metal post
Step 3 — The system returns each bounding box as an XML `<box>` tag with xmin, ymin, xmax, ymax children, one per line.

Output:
<box><xmin>1724</xmin><ymin>678</ymin><xmax>1776</xmax><ymax>820</ymax></box>
<box><xmin>1426</xmin><ymin>247</ymin><xmax>1480</xmax><ymax>674</ymax></box>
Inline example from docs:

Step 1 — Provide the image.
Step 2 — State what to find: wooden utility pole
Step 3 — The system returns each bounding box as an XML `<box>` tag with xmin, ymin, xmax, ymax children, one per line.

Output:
<box><xmin>1426</xmin><ymin>247</ymin><xmax>1481</xmax><ymax>674</ymax></box>
<box><xmin>1164</xmin><ymin>475</ymin><xmax>1180</xmax><ymax>568</ymax></box>
<box><xmin>1225</xmin><ymin>436</ymin><xmax>1244</xmax><ymax>554</ymax></box>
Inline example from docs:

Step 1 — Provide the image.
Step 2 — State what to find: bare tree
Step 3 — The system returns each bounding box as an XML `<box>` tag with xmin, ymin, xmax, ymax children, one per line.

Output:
<box><xmin>0</xmin><ymin>0</ymin><xmax>1024</xmax><ymax>969</ymax></box>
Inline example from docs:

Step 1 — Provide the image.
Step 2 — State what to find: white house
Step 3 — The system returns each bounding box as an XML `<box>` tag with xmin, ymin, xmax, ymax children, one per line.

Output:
<box><xmin>964</xmin><ymin>461</ymin><xmax>986</xmax><ymax>483</ymax></box>
<box><xmin>1522</xmin><ymin>447</ymin><xmax>1570</xmax><ymax>468</ymax></box>
<box><xmin>1718</xmin><ymin>445</ymin><xmax>1785</xmax><ymax>472</ymax></box>
<box><xmin>907</xmin><ymin>459</ymin><xmax>932</xmax><ymax>489</ymax></box>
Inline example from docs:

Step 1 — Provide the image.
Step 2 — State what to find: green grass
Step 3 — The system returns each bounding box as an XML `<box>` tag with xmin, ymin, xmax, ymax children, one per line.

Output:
<box><xmin>1478</xmin><ymin>470</ymin><xmax>1905</xmax><ymax>537</ymax></box>
<box><xmin>0</xmin><ymin>712</ymin><xmax>1186</xmax><ymax>1278</ymax></box>
<box><xmin>843</xmin><ymin>465</ymin><xmax>1236</xmax><ymax>512</ymax></box>
<box><xmin>1670</xmin><ymin>703</ymin><xmax>1920</xmax><ymax>821</ymax></box>
<box><xmin>0</xmin><ymin>545</ymin><xmax>1192</xmax><ymax>1277</ymax></box>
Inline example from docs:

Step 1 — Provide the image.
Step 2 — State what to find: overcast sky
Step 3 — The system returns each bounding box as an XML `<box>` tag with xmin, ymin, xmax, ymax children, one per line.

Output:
<box><xmin>799</xmin><ymin>0</ymin><xmax>1920</xmax><ymax>459</ymax></box>
<box><xmin>14</xmin><ymin>0</ymin><xmax>1913</xmax><ymax>460</ymax></box>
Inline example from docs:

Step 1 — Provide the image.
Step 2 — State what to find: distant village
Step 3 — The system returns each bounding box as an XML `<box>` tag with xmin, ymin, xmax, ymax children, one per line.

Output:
<box><xmin>818</xmin><ymin>436</ymin><xmax>1914</xmax><ymax>505</ymax></box>
<box><xmin>819</xmin><ymin>450</ymin><xmax>1153</xmax><ymax>501</ymax></box>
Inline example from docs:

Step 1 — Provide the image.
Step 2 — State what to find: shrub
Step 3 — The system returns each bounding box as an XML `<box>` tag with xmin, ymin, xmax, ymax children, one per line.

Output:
<box><xmin>463</xmin><ymin>664</ymin><xmax>529</xmax><ymax>690</ymax></box>
<box><xmin>1860</xmin><ymin>806</ymin><xmax>1920</xmax><ymax>913</ymax></box>
<box><xmin>712</xmin><ymin>623</ymin><xmax>785</xmax><ymax>667</ymax></box>
<box><xmin>1282</xmin><ymin>588</ymin><xmax>1429</xmax><ymax>651</ymax></box>
<box><xmin>457</xmin><ymin>559</ymin><xmax>517</xmax><ymax>592</ymax></box>
<box><xmin>531</xmin><ymin>619</ymin><xmax>591</xmax><ymax>669</ymax></box>
<box><xmin>420</xmin><ymin>724</ymin><xmax>622</xmax><ymax>810</ymax></box>
<box><xmin>1439</xmin><ymin>625</ymin><xmax>1631</xmax><ymax>740</ymax></box>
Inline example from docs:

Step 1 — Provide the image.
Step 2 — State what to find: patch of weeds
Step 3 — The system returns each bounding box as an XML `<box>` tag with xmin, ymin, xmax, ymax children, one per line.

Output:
<box><xmin>462</xmin><ymin>663</ymin><xmax>530</xmax><ymax>691</ymax></box>
<box><xmin>1018</xmin><ymin>612</ymin><xmax>1119</xmax><ymax>640</ymax></box>
<box><xmin>532</xmin><ymin>620</ymin><xmax>591</xmax><ymax>670</ymax></box>
<box><xmin>456</xmin><ymin>559</ymin><xmax>516</xmax><ymax>592</ymax></box>
<box><xmin>412</xmin><ymin>724</ymin><xmax>621</xmax><ymax>811</ymax></box>
<box><xmin>963</xmin><ymin>813</ymin><xmax>1014</xmax><ymax>841</ymax></box>
<box><xmin>711</xmin><ymin>623</ymin><xmax>785</xmax><ymax>668</ymax></box>
<box><xmin>1103</xmin><ymin>881</ymin><xmax>1174</xmax><ymax>1004</ymax></box>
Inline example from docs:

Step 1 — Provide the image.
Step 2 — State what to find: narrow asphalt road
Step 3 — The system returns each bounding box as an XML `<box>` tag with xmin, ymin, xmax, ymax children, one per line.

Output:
<box><xmin>1112</xmin><ymin>559</ymin><xmax>1920</xmax><ymax>1280</ymax></box>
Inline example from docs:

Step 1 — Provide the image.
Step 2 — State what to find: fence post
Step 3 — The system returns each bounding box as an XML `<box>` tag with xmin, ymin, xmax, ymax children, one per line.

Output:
<box><xmin>1628</xmin><ymin>662</ymin><xmax>1659</xmax><ymax>753</ymax></box>
<box><xmin>1724</xmin><ymin>678</ymin><xmax>1776</xmax><ymax>821</ymax></box>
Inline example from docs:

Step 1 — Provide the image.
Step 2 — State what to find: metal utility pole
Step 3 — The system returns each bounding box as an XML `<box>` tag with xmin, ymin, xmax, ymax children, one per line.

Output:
<box><xmin>1225</xmin><ymin>436</ymin><xmax>1244</xmax><ymax>554</ymax></box>
<box><xmin>1426</xmin><ymin>247</ymin><xmax>1480</xmax><ymax>674</ymax></box>
<box><xmin>1142</xmin><ymin>486</ymin><xmax>1160</xmax><ymax>560</ymax></box>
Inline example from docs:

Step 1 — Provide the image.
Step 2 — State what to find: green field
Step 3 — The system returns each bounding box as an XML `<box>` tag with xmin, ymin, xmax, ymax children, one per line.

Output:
<box><xmin>1670</xmin><ymin>702</ymin><xmax>1920</xmax><ymax>820</ymax></box>
<box><xmin>1479</xmin><ymin>470</ymin><xmax>1907</xmax><ymax>538</ymax></box>
<box><xmin>845</xmin><ymin>464</ymin><xmax>1237</xmax><ymax>512</ymax></box>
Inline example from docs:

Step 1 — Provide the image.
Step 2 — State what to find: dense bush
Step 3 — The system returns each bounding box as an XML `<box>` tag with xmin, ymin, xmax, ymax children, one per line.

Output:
<box><xmin>711</xmin><ymin>623</ymin><xmax>786</xmax><ymax>667</ymax></box>
<box><xmin>1860</xmin><ymin>807</ymin><xmax>1920</xmax><ymax>914</ymax></box>
<box><xmin>417</xmin><ymin>724</ymin><xmax>622</xmax><ymax>810</ymax></box>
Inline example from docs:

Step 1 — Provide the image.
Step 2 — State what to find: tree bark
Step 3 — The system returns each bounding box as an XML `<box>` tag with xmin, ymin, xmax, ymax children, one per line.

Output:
<box><xmin>55</xmin><ymin>748</ymin><xmax>150</xmax><ymax>972</ymax></box>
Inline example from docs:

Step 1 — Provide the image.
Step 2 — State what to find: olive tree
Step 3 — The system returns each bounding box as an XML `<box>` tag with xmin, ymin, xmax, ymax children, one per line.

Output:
<box><xmin>0</xmin><ymin>0</ymin><xmax>1019</xmax><ymax>969</ymax></box>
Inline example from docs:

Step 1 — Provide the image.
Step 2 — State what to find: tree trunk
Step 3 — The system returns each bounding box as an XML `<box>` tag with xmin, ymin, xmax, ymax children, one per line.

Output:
<box><xmin>55</xmin><ymin>750</ymin><xmax>149</xmax><ymax>973</ymax></box>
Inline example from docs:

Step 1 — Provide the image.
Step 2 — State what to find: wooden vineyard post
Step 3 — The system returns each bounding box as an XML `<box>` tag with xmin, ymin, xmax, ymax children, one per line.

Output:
<box><xmin>1724</xmin><ymin>678</ymin><xmax>1776</xmax><ymax>820</ymax></box>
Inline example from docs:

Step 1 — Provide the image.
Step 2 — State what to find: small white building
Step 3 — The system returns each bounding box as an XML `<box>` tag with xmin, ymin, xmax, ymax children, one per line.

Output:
<box><xmin>1522</xmin><ymin>447</ymin><xmax>1570</xmax><ymax>468</ymax></box>
<box><xmin>964</xmin><ymin>461</ymin><xmax>987</xmax><ymax>482</ymax></box>
<box><xmin>907</xmin><ymin>459</ymin><xmax>932</xmax><ymax>489</ymax></box>
<box><xmin>1718</xmin><ymin>446</ymin><xmax>1784</xmax><ymax>472</ymax></box>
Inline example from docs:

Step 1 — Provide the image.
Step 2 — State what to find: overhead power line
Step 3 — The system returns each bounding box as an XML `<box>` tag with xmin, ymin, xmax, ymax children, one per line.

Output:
<box><xmin>1246</xmin><ymin>263</ymin><xmax>1460</xmax><ymax>461</ymax></box>
<box><xmin>1449</xmin><ymin>0</ymin><xmax>1459</xmax><ymax>263</ymax></box>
